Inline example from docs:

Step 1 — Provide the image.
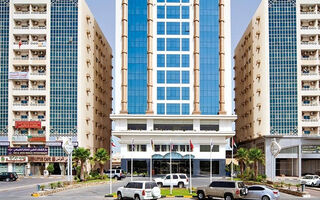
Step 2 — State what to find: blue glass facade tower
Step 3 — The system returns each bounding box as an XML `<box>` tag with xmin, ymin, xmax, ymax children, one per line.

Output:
<box><xmin>0</xmin><ymin>0</ymin><xmax>9</xmax><ymax>136</ymax></box>
<box><xmin>50</xmin><ymin>0</ymin><xmax>78</xmax><ymax>136</ymax></box>
<box><xmin>268</xmin><ymin>0</ymin><xmax>298</xmax><ymax>135</ymax></box>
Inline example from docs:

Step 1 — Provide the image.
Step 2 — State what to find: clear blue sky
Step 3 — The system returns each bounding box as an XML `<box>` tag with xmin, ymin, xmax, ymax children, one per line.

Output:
<box><xmin>86</xmin><ymin>0</ymin><xmax>262</xmax><ymax>56</ymax></box>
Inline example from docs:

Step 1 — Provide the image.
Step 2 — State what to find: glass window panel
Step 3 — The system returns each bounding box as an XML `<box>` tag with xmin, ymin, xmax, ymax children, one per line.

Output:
<box><xmin>167</xmin><ymin>6</ymin><xmax>180</xmax><ymax>19</ymax></box>
<box><xmin>167</xmin><ymin>38</ymin><xmax>180</xmax><ymax>51</ymax></box>
<box><xmin>182</xmin><ymin>103</ymin><xmax>190</xmax><ymax>115</ymax></box>
<box><xmin>182</xmin><ymin>87</ymin><xmax>189</xmax><ymax>100</ymax></box>
<box><xmin>157</xmin><ymin>6</ymin><xmax>165</xmax><ymax>18</ymax></box>
<box><xmin>157</xmin><ymin>22</ymin><xmax>165</xmax><ymax>35</ymax></box>
<box><xmin>182</xmin><ymin>38</ymin><xmax>189</xmax><ymax>51</ymax></box>
<box><xmin>157</xmin><ymin>103</ymin><xmax>165</xmax><ymax>114</ymax></box>
<box><xmin>167</xmin><ymin>54</ymin><xmax>180</xmax><ymax>67</ymax></box>
<box><xmin>157</xmin><ymin>38</ymin><xmax>165</xmax><ymax>51</ymax></box>
<box><xmin>182</xmin><ymin>6</ymin><xmax>189</xmax><ymax>19</ymax></box>
<box><xmin>167</xmin><ymin>71</ymin><xmax>180</xmax><ymax>84</ymax></box>
<box><xmin>182</xmin><ymin>71</ymin><xmax>189</xmax><ymax>83</ymax></box>
<box><xmin>157</xmin><ymin>71</ymin><xmax>165</xmax><ymax>83</ymax></box>
<box><xmin>167</xmin><ymin>22</ymin><xmax>180</xmax><ymax>35</ymax></box>
<box><xmin>157</xmin><ymin>54</ymin><xmax>165</xmax><ymax>67</ymax></box>
<box><xmin>182</xmin><ymin>55</ymin><xmax>189</xmax><ymax>67</ymax></box>
<box><xmin>166</xmin><ymin>103</ymin><xmax>180</xmax><ymax>115</ymax></box>
<box><xmin>182</xmin><ymin>22</ymin><xmax>190</xmax><ymax>35</ymax></box>
<box><xmin>157</xmin><ymin>87</ymin><xmax>165</xmax><ymax>100</ymax></box>
<box><xmin>167</xmin><ymin>87</ymin><xmax>180</xmax><ymax>100</ymax></box>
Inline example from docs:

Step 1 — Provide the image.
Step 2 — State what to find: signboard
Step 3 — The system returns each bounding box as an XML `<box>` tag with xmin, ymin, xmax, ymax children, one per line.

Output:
<box><xmin>28</xmin><ymin>156</ymin><xmax>68</xmax><ymax>163</ymax></box>
<box><xmin>15</xmin><ymin>121</ymin><xmax>41</xmax><ymax>129</ymax></box>
<box><xmin>28</xmin><ymin>136</ymin><xmax>46</xmax><ymax>142</ymax></box>
<box><xmin>8</xmin><ymin>148</ymin><xmax>48</xmax><ymax>155</ymax></box>
<box><xmin>8</xmin><ymin>72</ymin><xmax>29</xmax><ymax>80</ymax></box>
<box><xmin>0</xmin><ymin>141</ymin><xmax>10</xmax><ymax>146</ymax></box>
<box><xmin>46</xmin><ymin>141</ymin><xmax>62</xmax><ymax>146</ymax></box>
<box><xmin>0</xmin><ymin>156</ymin><xmax>28</xmax><ymax>163</ymax></box>
<box><xmin>270</xmin><ymin>140</ymin><xmax>281</xmax><ymax>157</ymax></box>
<box><xmin>62</xmin><ymin>138</ymin><xmax>74</xmax><ymax>155</ymax></box>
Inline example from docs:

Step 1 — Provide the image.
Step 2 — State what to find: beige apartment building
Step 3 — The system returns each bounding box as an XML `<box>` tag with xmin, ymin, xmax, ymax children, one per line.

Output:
<box><xmin>0</xmin><ymin>0</ymin><xmax>112</xmax><ymax>176</ymax></box>
<box><xmin>234</xmin><ymin>0</ymin><xmax>320</xmax><ymax>178</ymax></box>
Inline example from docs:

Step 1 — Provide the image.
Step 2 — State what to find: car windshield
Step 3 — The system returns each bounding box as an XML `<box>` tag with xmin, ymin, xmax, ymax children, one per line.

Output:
<box><xmin>304</xmin><ymin>176</ymin><xmax>314</xmax><ymax>179</ymax></box>
<box><xmin>238</xmin><ymin>182</ymin><xmax>245</xmax><ymax>188</ymax></box>
<box><xmin>145</xmin><ymin>182</ymin><xmax>158</xmax><ymax>189</ymax></box>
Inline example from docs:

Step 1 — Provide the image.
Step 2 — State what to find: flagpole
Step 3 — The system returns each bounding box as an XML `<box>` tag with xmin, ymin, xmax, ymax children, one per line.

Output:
<box><xmin>150</xmin><ymin>138</ymin><xmax>153</xmax><ymax>181</ymax></box>
<box><xmin>131</xmin><ymin>138</ymin><xmax>133</xmax><ymax>181</ymax></box>
<box><xmin>170</xmin><ymin>138</ymin><xmax>172</xmax><ymax>195</ymax></box>
<box><xmin>210</xmin><ymin>139</ymin><xmax>212</xmax><ymax>183</ymax></box>
<box><xmin>231</xmin><ymin>137</ymin><xmax>234</xmax><ymax>181</ymax></box>
<box><xmin>109</xmin><ymin>140</ymin><xmax>112</xmax><ymax>195</ymax></box>
<box><xmin>189</xmin><ymin>139</ymin><xmax>192</xmax><ymax>194</ymax></box>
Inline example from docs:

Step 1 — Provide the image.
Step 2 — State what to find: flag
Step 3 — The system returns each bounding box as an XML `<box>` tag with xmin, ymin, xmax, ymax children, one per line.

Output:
<box><xmin>170</xmin><ymin>142</ymin><xmax>174</xmax><ymax>151</ymax></box>
<box><xmin>232</xmin><ymin>137</ymin><xmax>237</xmax><ymax>148</ymax></box>
<box><xmin>150</xmin><ymin>139</ymin><xmax>154</xmax><ymax>150</ymax></box>
<box><xmin>111</xmin><ymin>141</ymin><xmax>116</xmax><ymax>147</ymax></box>
<box><xmin>131</xmin><ymin>138</ymin><xmax>135</xmax><ymax>151</ymax></box>
<box><xmin>210</xmin><ymin>140</ymin><xmax>214</xmax><ymax>151</ymax></box>
<box><xmin>18</xmin><ymin>41</ymin><xmax>22</xmax><ymax>48</ymax></box>
<box><xmin>189</xmin><ymin>139</ymin><xmax>194</xmax><ymax>152</ymax></box>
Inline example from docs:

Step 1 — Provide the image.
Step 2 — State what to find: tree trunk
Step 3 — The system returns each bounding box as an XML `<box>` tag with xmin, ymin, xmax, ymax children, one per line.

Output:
<box><xmin>240</xmin><ymin>162</ymin><xmax>244</xmax><ymax>176</ymax></box>
<box><xmin>255</xmin><ymin>161</ymin><xmax>258</xmax><ymax>177</ymax></box>
<box><xmin>80</xmin><ymin>162</ymin><xmax>84</xmax><ymax>181</ymax></box>
<box><xmin>100</xmin><ymin>163</ymin><xmax>104</xmax><ymax>176</ymax></box>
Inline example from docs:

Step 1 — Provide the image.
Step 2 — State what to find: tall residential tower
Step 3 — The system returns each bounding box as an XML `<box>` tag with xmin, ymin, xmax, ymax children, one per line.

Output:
<box><xmin>234</xmin><ymin>0</ymin><xmax>320</xmax><ymax>178</ymax></box>
<box><xmin>112</xmin><ymin>0</ymin><xmax>235</xmax><ymax>176</ymax></box>
<box><xmin>0</xmin><ymin>0</ymin><xmax>112</xmax><ymax>175</ymax></box>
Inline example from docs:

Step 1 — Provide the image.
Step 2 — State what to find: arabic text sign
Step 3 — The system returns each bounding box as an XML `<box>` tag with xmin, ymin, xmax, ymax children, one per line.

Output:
<box><xmin>28</xmin><ymin>156</ymin><xmax>68</xmax><ymax>163</ymax></box>
<box><xmin>8</xmin><ymin>148</ymin><xmax>48</xmax><ymax>155</ymax></box>
<box><xmin>0</xmin><ymin>156</ymin><xmax>28</xmax><ymax>163</ymax></box>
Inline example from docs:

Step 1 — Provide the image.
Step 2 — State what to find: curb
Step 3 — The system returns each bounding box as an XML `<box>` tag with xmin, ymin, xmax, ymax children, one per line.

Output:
<box><xmin>105</xmin><ymin>194</ymin><xmax>196</xmax><ymax>199</ymax></box>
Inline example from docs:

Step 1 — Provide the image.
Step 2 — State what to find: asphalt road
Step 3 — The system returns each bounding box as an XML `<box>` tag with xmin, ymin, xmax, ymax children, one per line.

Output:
<box><xmin>0</xmin><ymin>177</ymin><xmax>320</xmax><ymax>200</ymax></box>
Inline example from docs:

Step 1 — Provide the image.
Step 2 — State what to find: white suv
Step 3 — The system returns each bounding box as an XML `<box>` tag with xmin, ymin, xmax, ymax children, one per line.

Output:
<box><xmin>106</xmin><ymin>169</ymin><xmax>125</xmax><ymax>180</ymax></box>
<box><xmin>117</xmin><ymin>181</ymin><xmax>161</xmax><ymax>200</ymax></box>
<box><xmin>154</xmin><ymin>173</ymin><xmax>189</xmax><ymax>188</ymax></box>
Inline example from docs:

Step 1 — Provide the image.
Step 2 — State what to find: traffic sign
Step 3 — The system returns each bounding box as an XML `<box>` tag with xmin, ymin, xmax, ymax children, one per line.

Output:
<box><xmin>62</xmin><ymin>138</ymin><xmax>74</xmax><ymax>155</ymax></box>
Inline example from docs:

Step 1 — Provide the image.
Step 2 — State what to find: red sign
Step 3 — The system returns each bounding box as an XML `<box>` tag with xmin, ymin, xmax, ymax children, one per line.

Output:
<box><xmin>15</xmin><ymin>121</ymin><xmax>41</xmax><ymax>129</ymax></box>
<box><xmin>28</xmin><ymin>137</ymin><xmax>46</xmax><ymax>142</ymax></box>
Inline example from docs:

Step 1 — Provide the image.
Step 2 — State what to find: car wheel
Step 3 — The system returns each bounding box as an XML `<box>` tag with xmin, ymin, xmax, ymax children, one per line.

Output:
<box><xmin>117</xmin><ymin>192</ymin><xmax>123</xmax><ymax>200</ymax></box>
<box><xmin>178</xmin><ymin>182</ymin><xmax>184</xmax><ymax>188</ymax></box>
<box><xmin>134</xmin><ymin>195</ymin><xmax>140</xmax><ymax>200</ymax></box>
<box><xmin>114</xmin><ymin>175</ymin><xmax>118</xmax><ymax>180</ymax></box>
<box><xmin>197</xmin><ymin>191</ymin><xmax>205</xmax><ymax>200</ymax></box>
<box><xmin>5</xmin><ymin>178</ymin><xmax>10</xmax><ymax>182</ymax></box>
<box><xmin>262</xmin><ymin>195</ymin><xmax>270</xmax><ymax>200</ymax></box>
<box><xmin>157</xmin><ymin>182</ymin><xmax>163</xmax><ymax>188</ymax></box>
<box><xmin>224</xmin><ymin>194</ymin><xmax>234</xmax><ymax>200</ymax></box>
<box><xmin>312</xmin><ymin>183</ymin><xmax>315</xmax><ymax>187</ymax></box>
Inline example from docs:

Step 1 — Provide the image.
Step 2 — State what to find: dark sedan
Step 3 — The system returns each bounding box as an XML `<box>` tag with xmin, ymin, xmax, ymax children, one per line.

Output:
<box><xmin>0</xmin><ymin>172</ymin><xmax>18</xmax><ymax>182</ymax></box>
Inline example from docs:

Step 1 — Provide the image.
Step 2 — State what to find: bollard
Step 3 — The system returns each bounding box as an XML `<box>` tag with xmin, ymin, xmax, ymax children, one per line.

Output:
<box><xmin>301</xmin><ymin>184</ymin><xmax>305</xmax><ymax>192</ymax></box>
<box><xmin>37</xmin><ymin>184</ymin><xmax>40</xmax><ymax>191</ymax></box>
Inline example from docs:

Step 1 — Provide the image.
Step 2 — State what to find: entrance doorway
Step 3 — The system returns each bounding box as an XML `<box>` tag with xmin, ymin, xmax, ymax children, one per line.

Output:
<box><xmin>276</xmin><ymin>158</ymin><xmax>298</xmax><ymax>177</ymax></box>
<box><xmin>31</xmin><ymin>163</ymin><xmax>45</xmax><ymax>176</ymax></box>
<box><xmin>153</xmin><ymin>160</ymin><xmax>192</xmax><ymax>175</ymax></box>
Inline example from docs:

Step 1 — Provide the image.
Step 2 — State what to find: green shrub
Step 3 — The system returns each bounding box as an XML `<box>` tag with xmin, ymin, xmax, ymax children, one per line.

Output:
<box><xmin>47</xmin><ymin>164</ymin><xmax>54</xmax><ymax>175</ymax></box>
<box><xmin>40</xmin><ymin>185</ymin><xmax>45</xmax><ymax>191</ymax></box>
<box><xmin>49</xmin><ymin>183</ymin><xmax>57</xmax><ymax>189</ymax></box>
<box><xmin>57</xmin><ymin>181</ymin><xmax>63</xmax><ymax>188</ymax></box>
<box><xmin>89</xmin><ymin>170</ymin><xmax>100</xmax><ymax>178</ymax></box>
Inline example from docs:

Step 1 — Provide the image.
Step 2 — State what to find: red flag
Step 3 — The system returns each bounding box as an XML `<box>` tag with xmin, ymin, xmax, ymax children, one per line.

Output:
<box><xmin>18</xmin><ymin>41</ymin><xmax>22</xmax><ymax>48</ymax></box>
<box><xmin>111</xmin><ymin>141</ymin><xmax>116</xmax><ymax>147</ymax></box>
<box><xmin>189</xmin><ymin>139</ymin><xmax>194</xmax><ymax>152</ymax></box>
<box><xmin>170</xmin><ymin>142</ymin><xmax>174</xmax><ymax>151</ymax></box>
<box><xmin>232</xmin><ymin>137</ymin><xmax>237</xmax><ymax>148</ymax></box>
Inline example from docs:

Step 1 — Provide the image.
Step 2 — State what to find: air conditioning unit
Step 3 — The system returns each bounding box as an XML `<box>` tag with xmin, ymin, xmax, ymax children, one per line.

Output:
<box><xmin>16</xmin><ymin>7</ymin><xmax>21</xmax><ymax>11</ymax></box>
<box><xmin>33</xmin><ymin>21</ymin><xmax>38</xmax><ymax>25</ymax></box>
<box><xmin>15</xmin><ymin>81</ymin><xmax>20</xmax><ymax>85</ymax></box>
<box><xmin>16</xmin><ymin>36</ymin><xmax>21</xmax><ymax>40</ymax></box>
<box><xmin>39</xmin><ymin>51</ymin><xmax>44</xmax><ymax>55</ymax></box>
<box><xmin>39</xmin><ymin>96</ymin><xmax>43</xmax><ymax>100</ymax></box>
<box><xmin>34</xmin><ymin>97</ymin><xmax>37</xmax><ymax>100</ymax></box>
<box><xmin>22</xmin><ymin>66</ymin><xmax>26</xmax><ymax>70</ymax></box>
<box><xmin>16</xmin><ymin>112</ymin><xmax>20</xmax><ymax>115</ymax></box>
<box><xmin>39</xmin><ymin>66</ymin><xmax>44</xmax><ymax>70</ymax></box>
<box><xmin>32</xmin><ymin>81</ymin><xmax>37</xmax><ymax>85</ymax></box>
<box><xmin>33</xmin><ymin>66</ymin><xmax>38</xmax><ymax>70</ymax></box>
<box><xmin>16</xmin><ymin>51</ymin><xmax>21</xmax><ymax>55</ymax></box>
<box><xmin>33</xmin><ymin>36</ymin><xmax>38</xmax><ymax>40</ymax></box>
<box><xmin>16</xmin><ymin>66</ymin><xmax>21</xmax><ymax>70</ymax></box>
<box><xmin>14</xmin><ymin>97</ymin><xmax>20</xmax><ymax>101</ymax></box>
<box><xmin>311</xmin><ymin>112</ymin><xmax>314</xmax><ymax>116</ymax></box>
<box><xmin>310</xmin><ymin>36</ymin><xmax>315</xmax><ymax>40</ymax></box>
<box><xmin>309</xmin><ymin>21</ymin><xmax>314</xmax><ymax>25</ymax></box>
<box><xmin>33</xmin><ymin>6</ymin><xmax>39</xmax><ymax>11</ymax></box>
<box><xmin>311</xmin><ymin>82</ymin><xmax>315</xmax><ymax>85</ymax></box>
<box><xmin>16</xmin><ymin>21</ymin><xmax>21</xmax><ymax>25</ymax></box>
<box><xmin>33</xmin><ymin>51</ymin><xmax>38</xmax><ymax>55</ymax></box>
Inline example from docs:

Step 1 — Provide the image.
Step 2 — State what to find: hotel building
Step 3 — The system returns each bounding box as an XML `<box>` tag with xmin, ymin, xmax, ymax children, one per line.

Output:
<box><xmin>112</xmin><ymin>0</ymin><xmax>236</xmax><ymax>176</ymax></box>
<box><xmin>234</xmin><ymin>0</ymin><xmax>320</xmax><ymax>178</ymax></box>
<box><xmin>0</xmin><ymin>0</ymin><xmax>112</xmax><ymax>175</ymax></box>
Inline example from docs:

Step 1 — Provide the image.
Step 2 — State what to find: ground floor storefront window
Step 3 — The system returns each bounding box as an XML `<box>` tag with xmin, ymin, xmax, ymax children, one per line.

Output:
<box><xmin>153</xmin><ymin>160</ymin><xmax>192</xmax><ymax>175</ymax></box>
<box><xmin>199</xmin><ymin>161</ymin><xmax>219</xmax><ymax>175</ymax></box>
<box><xmin>13</xmin><ymin>163</ymin><xmax>26</xmax><ymax>175</ymax></box>
<box><xmin>276</xmin><ymin>158</ymin><xmax>298</xmax><ymax>177</ymax></box>
<box><xmin>31</xmin><ymin>163</ymin><xmax>45</xmax><ymax>176</ymax></box>
<box><xmin>127</xmin><ymin>160</ymin><xmax>147</xmax><ymax>174</ymax></box>
<box><xmin>0</xmin><ymin>163</ymin><xmax>8</xmax><ymax>173</ymax></box>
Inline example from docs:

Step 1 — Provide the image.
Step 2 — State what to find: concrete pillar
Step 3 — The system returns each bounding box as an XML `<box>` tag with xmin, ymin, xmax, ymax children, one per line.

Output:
<box><xmin>192</xmin><ymin>0</ymin><xmax>200</xmax><ymax>115</ymax></box>
<box><xmin>8</xmin><ymin>163</ymin><xmax>13</xmax><ymax>172</ymax></box>
<box><xmin>120</xmin><ymin>0</ymin><xmax>128</xmax><ymax>114</ymax></box>
<box><xmin>193</xmin><ymin>159</ymin><xmax>199</xmax><ymax>176</ymax></box>
<box><xmin>121</xmin><ymin>159</ymin><xmax>128</xmax><ymax>173</ymax></box>
<box><xmin>146</xmin><ymin>0</ymin><xmax>154</xmax><ymax>114</ymax></box>
<box><xmin>218</xmin><ymin>0</ymin><xmax>226</xmax><ymax>115</ymax></box>
<box><xmin>298</xmin><ymin>144</ymin><xmax>302</xmax><ymax>178</ymax></box>
<box><xmin>219</xmin><ymin>159</ymin><xmax>226</xmax><ymax>177</ymax></box>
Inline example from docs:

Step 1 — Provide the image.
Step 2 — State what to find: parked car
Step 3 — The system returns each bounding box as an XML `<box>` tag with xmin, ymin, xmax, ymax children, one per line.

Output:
<box><xmin>300</xmin><ymin>175</ymin><xmax>320</xmax><ymax>186</ymax></box>
<box><xmin>0</xmin><ymin>172</ymin><xmax>18</xmax><ymax>182</ymax></box>
<box><xmin>196</xmin><ymin>180</ymin><xmax>248</xmax><ymax>200</ymax></box>
<box><xmin>106</xmin><ymin>169</ymin><xmax>125</xmax><ymax>180</ymax></box>
<box><xmin>117</xmin><ymin>181</ymin><xmax>161</xmax><ymax>200</ymax></box>
<box><xmin>154</xmin><ymin>173</ymin><xmax>189</xmax><ymax>188</ymax></box>
<box><xmin>246</xmin><ymin>185</ymin><xmax>279</xmax><ymax>200</ymax></box>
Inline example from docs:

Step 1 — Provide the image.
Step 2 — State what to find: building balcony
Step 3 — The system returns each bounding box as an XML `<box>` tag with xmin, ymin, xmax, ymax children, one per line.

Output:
<box><xmin>13</xmin><ymin>102</ymin><xmax>28</xmax><ymax>107</ymax></box>
<box><xmin>12</xmin><ymin>135</ymin><xmax>28</xmax><ymax>142</ymax></box>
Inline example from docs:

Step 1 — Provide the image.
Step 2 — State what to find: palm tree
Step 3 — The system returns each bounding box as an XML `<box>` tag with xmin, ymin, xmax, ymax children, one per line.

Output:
<box><xmin>248</xmin><ymin>148</ymin><xmax>265</xmax><ymax>177</ymax></box>
<box><xmin>92</xmin><ymin>148</ymin><xmax>110</xmax><ymax>176</ymax></box>
<box><xmin>73</xmin><ymin>147</ymin><xmax>91</xmax><ymax>181</ymax></box>
<box><xmin>235</xmin><ymin>148</ymin><xmax>248</xmax><ymax>176</ymax></box>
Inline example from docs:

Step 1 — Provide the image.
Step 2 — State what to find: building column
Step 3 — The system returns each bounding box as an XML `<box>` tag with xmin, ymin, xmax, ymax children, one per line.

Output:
<box><xmin>120</xmin><ymin>0</ymin><xmax>128</xmax><ymax>114</ymax></box>
<box><xmin>298</xmin><ymin>144</ymin><xmax>302</xmax><ymax>178</ymax></box>
<box><xmin>193</xmin><ymin>159</ymin><xmax>200</xmax><ymax>176</ymax></box>
<box><xmin>192</xmin><ymin>0</ymin><xmax>200</xmax><ymax>115</ymax></box>
<box><xmin>121</xmin><ymin>159</ymin><xmax>128</xmax><ymax>173</ymax></box>
<box><xmin>218</xmin><ymin>0</ymin><xmax>226</xmax><ymax>115</ymax></box>
<box><xmin>146</xmin><ymin>0</ymin><xmax>154</xmax><ymax>114</ymax></box>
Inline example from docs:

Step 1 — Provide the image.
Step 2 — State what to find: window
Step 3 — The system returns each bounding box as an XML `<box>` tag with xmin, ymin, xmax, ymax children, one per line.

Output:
<box><xmin>157</xmin><ymin>6</ymin><xmax>165</xmax><ymax>18</ymax></box>
<box><xmin>128</xmin><ymin>124</ymin><xmax>147</xmax><ymax>130</ymax></box>
<box><xmin>161</xmin><ymin>145</ymin><xmax>167</xmax><ymax>151</ymax></box>
<box><xmin>0</xmin><ymin>146</ymin><xmax>7</xmax><ymax>156</ymax></box>
<box><xmin>167</xmin><ymin>71</ymin><xmax>180</xmax><ymax>84</ymax></box>
<box><xmin>182</xmin><ymin>103</ymin><xmax>189</xmax><ymax>115</ymax></box>
<box><xmin>248</xmin><ymin>186</ymin><xmax>265</xmax><ymax>191</ymax></box>
<box><xmin>155</xmin><ymin>145</ymin><xmax>161</xmax><ymax>152</ymax></box>
<box><xmin>182</xmin><ymin>71</ymin><xmax>189</xmax><ymax>83</ymax></box>
<box><xmin>182</xmin><ymin>6</ymin><xmax>189</xmax><ymax>19</ymax></box>
<box><xmin>157</xmin><ymin>22</ymin><xmax>165</xmax><ymax>35</ymax></box>
<box><xmin>167</xmin><ymin>103</ymin><xmax>180</xmax><ymax>115</ymax></box>
<box><xmin>157</xmin><ymin>71</ymin><xmax>165</xmax><ymax>83</ymax></box>
<box><xmin>182</xmin><ymin>22</ymin><xmax>189</xmax><ymax>35</ymax></box>
<box><xmin>157</xmin><ymin>38</ymin><xmax>165</xmax><ymax>51</ymax></box>
<box><xmin>182</xmin><ymin>55</ymin><xmax>189</xmax><ymax>67</ymax></box>
<box><xmin>167</xmin><ymin>38</ymin><xmax>180</xmax><ymax>51</ymax></box>
<box><xmin>167</xmin><ymin>22</ymin><xmax>180</xmax><ymax>35</ymax></box>
<box><xmin>141</xmin><ymin>145</ymin><xmax>147</xmax><ymax>152</ymax></box>
<box><xmin>179</xmin><ymin>175</ymin><xmax>187</xmax><ymax>179</ymax></box>
<box><xmin>157</xmin><ymin>87</ymin><xmax>165</xmax><ymax>100</ymax></box>
<box><xmin>128</xmin><ymin>145</ymin><xmax>147</xmax><ymax>152</ymax></box>
<box><xmin>182</xmin><ymin>88</ymin><xmax>189</xmax><ymax>100</ymax></box>
<box><xmin>135</xmin><ymin>182</ymin><xmax>143</xmax><ymax>189</ymax></box>
<box><xmin>167</xmin><ymin>54</ymin><xmax>180</xmax><ymax>67</ymax></box>
<box><xmin>49</xmin><ymin>146</ymin><xmax>67</xmax><ymax>157</ymax></box>
<box><xmin>173</xmin><ymin>175</ymin><xmax>178</xmax><ymax>179</ymax></box>
<box><xmin>157</xmin><ymin>54</ymin><xmax>165</xmax><ymax>67</ymax></box>
<box><xmin>157</xmin><ymin>103</ymin><xmax>165</xmax><ymax>114</ymax></box>
<box><xmin>145</xmin><ymin>182</ymin><xmax>158</xmax><ymax>189</ymax></box>
<box><xmin>200</xmin><ymin>145</ymin><xmax>219</xmax><ymax>152</ymax></box>
<box><xmin>182</xmin><ymin>38</ymin><xmax>189</xmax><ymax>51</ymax></box>
<box><xmin>200</xmin><ymin>124</ymin><xmax>219</xmax><ymax>131</ymax></box>
<box><xmin>167</xmin><ymin>87</ymin><xmax>180</xmax><ymax>100</ymax></box>
<box><xmin>167</xmin><ymin>6</ymin><xmax>180</xmax><ymax>19</ymax></box>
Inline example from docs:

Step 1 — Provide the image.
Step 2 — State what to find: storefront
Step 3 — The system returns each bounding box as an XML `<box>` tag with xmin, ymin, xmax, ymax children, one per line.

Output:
<box><xmin>0</xmin><ymin>163</ymin><xmax>7</xmax><ymax>173</ymax></box>
<box><xmin>28</xmin><ymin>156</ymin><xmax>68</xmax><ymax>175</ymax></box>
<box><xmin>0</xmin><ymin>156</ymin><xmax>28</xmax><ymax>175</ymax></box>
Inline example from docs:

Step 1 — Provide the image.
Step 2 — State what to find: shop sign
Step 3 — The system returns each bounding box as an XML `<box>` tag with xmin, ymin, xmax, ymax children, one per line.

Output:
<box><xmin>0</xmin><ymin>156</ymin><xmax>28</xmax><ymax>163</ymax></box>
<box><xmin>9</xmin><ymin>72</ymin><xmax>29</xmax><ymax>80</ymax></box>
<box><xmin>28</xmin><ymin>136</ymin><xmax>46</xmax><ymax>142</ymax></box>
<box><xmin>0</xmin><ymin>141</ymin><xmax>9</xmax><ymax>146</ymax></box>
<box><xmin>46</xmin><ymin>141</ymin><xmax>62</xmax><ymax>146</ymax></box>
<box><xmin>28</xmin><ymin>156</ymin><xmax>68</xmax><ymax>163</ymax></box>
<box><xmin>15</xmin><ymin>121</ymin><xmax>41</xmax><ymax>129</ymax></box>
<box><xmin>8</xmin><ymin>148</ymin><xmax>48</xmax><ymax>155</ymax></box>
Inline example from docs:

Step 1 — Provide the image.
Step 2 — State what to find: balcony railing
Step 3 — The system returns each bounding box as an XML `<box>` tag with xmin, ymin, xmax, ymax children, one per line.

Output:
<box><xmin>302</xmin><ymin>118</ymin><xmax>319</xmax><ymax>122</ymax></box>
<box><xmin>12</xmin><ymin>135</ymin><xmax>28</xmax><ymax>142</ymax></box>
<box><xmin>13</xmin><ymin>88</ymin><xmax>29</xmax><ymax>91</ymax></box>
<box><xmin>301</xmin><ymin>72</ymin><xmax>319</xmax><ymax>76</ymax></box>
<box><xmin>302</xmin><ymin>87</ymin><xmax>318</xmax><ymax>91</ymax></box>
<box><xmin>14</xmin><ymin>26</ymin><xmax>29</xmax><ymax>29</ymax></box>
<box><xmin>13</xmin><ymin>41</ymin><xmax>29</xmax><ymax>45</ymax></box>
<box><xmin>300</xmin><ymin>11</ymin><xmax>316</xmax><ymax>14</ymax></box>
<box><xmin>30</xmin><ymin>87</ymin><xmax>46</xmax><ymax>91</ymax></box>
<box><xmin>13</xmin><ymin>118</ymin><xmax>29</xmax><ymax>121</ymax></box>
<box><xmin>14</xmin><ymin>11</ymin><xmax>30</xmax><ymax>14</ymax></box>
<box><xmin>301</xmin><ymin>57</ymin><xmax>318</xmax><ymax>60</ymax></box>
<box><xmin>13</xmin><ymin>103</ymin><xmax>28</xmax><ymax>106</ymax></box>
<box><xmin>30</xmin><ymin>103</ymin><xmax>46</xmax><ymax>106</ymax></box>
<box><xmin>301</xmin><ymin>42</ymin><xmax>318</xmax><ymax>45</ymax></box>
<box><xmin>30</xmin><ymin>57</ymin><xmax>46</xmax><ymax>60</ymax></box>
<box><xmin>31</xmin><ymin>26</ymin><xmax>46</xmax><ymax>29</ymax></box>
<box><xmin>13</xmin><ymin>57</ymin><xmax>29</xmax><ymax>60</ymax></box>
<box><xmin>301</xmin><ymin>26</ymin><xmax>317</xmax><ymax>30</ymax></box>
<box><xmin>30</xmin><ymin>72</ymin><xmax>46</xmax><ymax>76</ymax></box>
